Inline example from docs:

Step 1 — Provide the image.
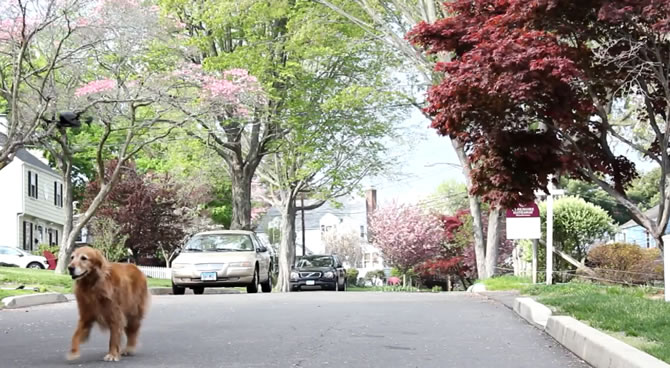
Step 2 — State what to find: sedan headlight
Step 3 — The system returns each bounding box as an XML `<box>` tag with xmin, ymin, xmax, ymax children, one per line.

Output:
<box><xmin>290</xmin><ymin>271</ymin><xmax>299</xmax><ymax>280</ymax></box>
<box><xmin>323</xmin><ymin>271</ymin><xmax>335</xmax><ymax>279</ymax></box>
<box><xmin>228</xmin><ymin>262</ymin><xmax>252</xmax><ymax>267</ymax></box>
<box><xmin>172</xmin><ymin>263</ymin><xmax>189</xmax><ymax>269</ymax></box>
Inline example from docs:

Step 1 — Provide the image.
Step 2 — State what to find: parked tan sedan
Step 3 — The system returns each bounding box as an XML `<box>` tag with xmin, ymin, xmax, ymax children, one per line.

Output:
<box><xmin>171</xmin><ymin>230</ymin><xmax>273</xmax><ymax>294</ymax></box>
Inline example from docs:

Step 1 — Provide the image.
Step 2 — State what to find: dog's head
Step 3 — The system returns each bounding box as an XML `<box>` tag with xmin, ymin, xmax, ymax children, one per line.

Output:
<box><xmin>68</xmin><ymin>246</ymin><xmax>107</xmax><ymax>280</ymax></box>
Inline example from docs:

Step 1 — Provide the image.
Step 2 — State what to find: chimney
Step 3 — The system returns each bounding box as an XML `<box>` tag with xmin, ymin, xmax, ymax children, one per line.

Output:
<box><xmin>365</xmin><ymin>188</ymin><xmax>377</xmax><ymax>240</ymax></box>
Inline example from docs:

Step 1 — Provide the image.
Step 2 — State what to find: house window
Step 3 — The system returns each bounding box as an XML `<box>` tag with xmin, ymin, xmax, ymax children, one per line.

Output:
<box><xmin>48</xmin><ymin>228</ymin><xmax>60</xmax><ymax>245</ymax></box>
<box><xmin>54</xmin><ymin>181</ymin><xmax>63</xmax><ymax>207</ymax></box>
<box><xmin>22</xmin><ymin>221</ymin><xmax>34</xmax><ymax>251</ymax></box>
<box><xmin>360</xmin><ymin>225</ymin><xmax>365</xmax><ymax>239</ymax></box>
<box><xmin>27</xmin><ymin>170</ymin><xmax>38</xmax><ymax>199</ymax></box>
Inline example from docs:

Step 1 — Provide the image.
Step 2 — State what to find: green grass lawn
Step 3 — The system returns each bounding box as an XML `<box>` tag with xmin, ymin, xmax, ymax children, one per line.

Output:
<box><xmin>0</xmin><ymin>266</ymin><xmax>172</xmax><ymax>304</ymax></box>
<box><xmin>480</xmin><ymin>275</ymin><xmax>670</xmax><ymax>363</ymax></box>
<box><xmin>480</xmin><ymin>275</ymin><xmax>531</xmax><ymax>291</ymax></box>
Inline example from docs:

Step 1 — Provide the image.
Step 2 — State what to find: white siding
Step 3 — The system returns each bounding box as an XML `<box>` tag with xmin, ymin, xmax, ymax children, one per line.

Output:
<box><xmin>0</xmin><ymin>159</ymin><xmax>24</xmax><ymax>247</ymax></box>
<box><xmin>22</xmin><ymin>164</ymin><xmax>65</xmax><ymax>226</ymax></box>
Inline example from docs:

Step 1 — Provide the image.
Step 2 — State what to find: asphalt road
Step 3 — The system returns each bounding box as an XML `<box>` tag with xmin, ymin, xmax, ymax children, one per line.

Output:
<box><xmin>0</xmin><ymin>291</ymin><xmax>590</xmax><ymax>368</ymax></box>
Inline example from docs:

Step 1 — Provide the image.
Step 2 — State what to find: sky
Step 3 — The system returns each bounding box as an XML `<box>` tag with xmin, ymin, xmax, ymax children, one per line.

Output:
<box><xmin>363</xmin><ymin>108</ymin><xmax>464</xmax><ymax>205</ymax></box>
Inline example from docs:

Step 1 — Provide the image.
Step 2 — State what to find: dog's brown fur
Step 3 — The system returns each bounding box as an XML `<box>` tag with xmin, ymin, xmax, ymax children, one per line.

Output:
<box><xmin>67</xmin><ymin>246</ymin><xmax>149</xmax><ymax>362</ymax></box>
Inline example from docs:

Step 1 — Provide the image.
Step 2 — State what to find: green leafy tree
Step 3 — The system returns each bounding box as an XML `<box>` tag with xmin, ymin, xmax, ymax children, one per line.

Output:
<box><xmin>530</xmin><ymin>196</ymin><xmax>615</xmax><ymax>274</ymax></box>
<box><xmin>427</xmin><ymin>180</ymin><xmax>469</xmax><ymax>215</ymax></box>
<box><xmin>561</xmin><ymin>169</ymin><xmax>661</xmax><ymax>225</ymax></box>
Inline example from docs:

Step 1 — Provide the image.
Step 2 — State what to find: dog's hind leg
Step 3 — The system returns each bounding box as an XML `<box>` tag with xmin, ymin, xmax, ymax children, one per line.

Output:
<box><xmin>67</xmin><ymin>319</ymin><xmax>93</xmax><ymax>361</ymax></box>
<box><xmin>122</xmin><ymin>317</ymin><xmax>142</xmax><ymax>356</ymax></box>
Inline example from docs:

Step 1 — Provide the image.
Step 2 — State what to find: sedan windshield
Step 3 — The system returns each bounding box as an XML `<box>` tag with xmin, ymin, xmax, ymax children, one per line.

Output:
<box><xmin>183</xmin><ymin>234</ymin><xmax>254</xmax><ymax>252</ymax></box>
<box><xmin>296</xmin><ymin>256</ymin><xmax>333</xmax><ymax>268</ymax></box>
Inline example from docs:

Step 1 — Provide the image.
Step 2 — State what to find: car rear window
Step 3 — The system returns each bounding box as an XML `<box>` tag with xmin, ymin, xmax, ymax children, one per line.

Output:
<box><xmin>183</xmin><ymin>234</ymin><xmax>254</xmax><ymax>252</ymax></box>
<box><xmin>296</xmin><ymin>256</ymin><xmax>333</xmax><ymax>268</ymax></box>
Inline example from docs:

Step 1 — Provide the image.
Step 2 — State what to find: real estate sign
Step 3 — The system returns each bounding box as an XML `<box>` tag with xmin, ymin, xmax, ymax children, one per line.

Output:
<box><xmin>505</xmin><ymin>203</ymin><xmax>541</xmax><ymax>239</ymax></box>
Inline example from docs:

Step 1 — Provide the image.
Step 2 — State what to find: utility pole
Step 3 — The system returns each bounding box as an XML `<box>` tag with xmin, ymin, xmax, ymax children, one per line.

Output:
<box><xmin>301</xmin><ymin>195</ymin><xmax>306</xmax><ymax>256</ymax></box>
<box><xmin>546</xmin><ymin>178</ymin><xmax>564</xmax><ymax>285</ymax></box>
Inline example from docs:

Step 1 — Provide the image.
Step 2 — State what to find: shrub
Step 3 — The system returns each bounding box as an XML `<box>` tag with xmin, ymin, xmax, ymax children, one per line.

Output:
<box><xmin>346</xmin><ymin>269</ymin><xmax>359</xmax><ymax>286</ymax></box>
<box><xmin>32</xmin><ymin>243</ymin><xmax>60</xmax><ymax>257</ymax></box>
<box><xmin>587</xmin><ymin>243</ymin><xmax>663</xmax><ymax>284</ymax></box>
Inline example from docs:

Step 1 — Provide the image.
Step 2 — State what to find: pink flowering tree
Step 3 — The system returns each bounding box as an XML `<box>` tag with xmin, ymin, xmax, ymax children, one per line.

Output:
<box><xmin>0</xmin><ymin>0</ymin><xmax>158</xmax><ymax>169</ymax></box>
<box><xmin>171</xmin><ymin>62</ymin><xmax>268</xmax><ymax>231</ymax></box>
<box><xmin>369</xmin><ymin>203</ymin><xmax>445</xmax><ymax>275</ymax></box>
<box><xmin>31</xmin><ymin>0</ymin><xmax>199</xmax><ymax>274</ymax></box>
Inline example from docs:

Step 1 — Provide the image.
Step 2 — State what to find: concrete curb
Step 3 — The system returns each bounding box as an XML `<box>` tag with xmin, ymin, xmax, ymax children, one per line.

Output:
<box><xmin>513</xmin><ymin>297</ymin><xmax>552</xmax><ymax>329</ymax></box>
<box><xmin>1</xmin><ymin>292</ymin><xmax>68</xmax><ymax>309</ymax></box>
<box><xmin>545</xmin><ymin>315</ymin><xmax>670</xmax><ymax>368</ymax></box>
<box><xmin>467</xmin><ymin>283</ymin><xmax>487</xmax><ymax>293</ymax></box>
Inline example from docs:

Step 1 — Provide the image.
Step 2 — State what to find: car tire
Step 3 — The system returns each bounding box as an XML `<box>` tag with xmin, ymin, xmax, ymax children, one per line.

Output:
<box><xmin>335</xmin><ymin>278</ymin><xmax>340</xmax><ymax>292</ymax></box>
<box><xmin>27</xmin><ymin>262</ymin><xmax>44</xmax><ymax>269</ymax></box>
<box><xmin>247</xmin><ymin>267</ymin><xmax>260</xmax><ymax>294</ymax></box>
<box><xmin>341</xmin><ymin>279</ymin><xmax>347</xmax><ymax>292</ymax></box>
<box><xmin>260</xmin><ymin>267</ymin><xmax>272</xmax><ymax>293</ymax></box>
<box><xmin>192</xmin><ymin>287</ymin><xmax>205</xmax><ymax>295</ymax></box>
<box><xmin>172</xmin><ymin>283</ymin><xmax>186</xmax><ymax>295</ymax></box>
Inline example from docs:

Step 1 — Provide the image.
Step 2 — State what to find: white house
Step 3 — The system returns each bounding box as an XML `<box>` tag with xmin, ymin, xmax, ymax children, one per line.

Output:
<box><xmin>256</xmin><ymin>189</ymin><xmax>386</xmax><ymax>277</ymax></box>
<box><xmin>0</xmin><ymin>132</ymin><xmax>65</xmax><ymax>252</ymax></box>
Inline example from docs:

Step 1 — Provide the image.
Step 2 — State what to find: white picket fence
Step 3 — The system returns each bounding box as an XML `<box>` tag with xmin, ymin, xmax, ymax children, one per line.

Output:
<box><xmin>138</xmin><ymin>266</ymin><xmax>172</xmax><ymax>280</ymax></box>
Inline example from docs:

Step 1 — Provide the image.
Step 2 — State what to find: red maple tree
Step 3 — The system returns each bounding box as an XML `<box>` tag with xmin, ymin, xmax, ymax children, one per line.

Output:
<box><xmin>408</xmin><ymin>1</ymin><xmax>670</xmax><ymax>246</ymax></box>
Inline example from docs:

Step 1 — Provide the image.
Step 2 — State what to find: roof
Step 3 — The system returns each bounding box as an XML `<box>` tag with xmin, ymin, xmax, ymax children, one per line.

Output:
<box><xmin>16</xmin><ymin>149</ymin><xmax>59</xmax><ymax>175</ymax></box>
<box><xmin>0</xmin><ymin>132</ymin><xmax>59</xmax><ymax>176</ymax></box>
<box><xmin>620</xmin><ymin>205</ymin><xmax>659</xmax><ymax>229</ymax></box>
<box><xmin>256</xmin><ymin>197</ymin><xmax>367</xmax><ymax>233</ymax></box>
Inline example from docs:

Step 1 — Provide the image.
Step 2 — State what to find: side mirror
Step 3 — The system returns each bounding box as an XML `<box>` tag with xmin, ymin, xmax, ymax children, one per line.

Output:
<box><xmin>18</xmin><ymin>253</ymin><xmax>24</xmax><ymax>257</ymax></box>
<box><xmin>257</xmin><ymin>245</ymin><xmax>267</xmax><ymax>253</ymax></box>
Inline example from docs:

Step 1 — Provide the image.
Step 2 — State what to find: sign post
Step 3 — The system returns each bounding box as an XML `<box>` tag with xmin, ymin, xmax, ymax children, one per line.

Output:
<box><xmin>545</xmin><ymin>182</ymin><xmax>565</xmax><ymax>285</ymax></box>
<box><xmin>506</xmin><ymin>203</ymin><xmax>541</xmax><ymax>282</ymax></box>
<box><xmin>663</xmin><ymin>235</ymin><xmax>670</xmax><ymax>302</ymax></box>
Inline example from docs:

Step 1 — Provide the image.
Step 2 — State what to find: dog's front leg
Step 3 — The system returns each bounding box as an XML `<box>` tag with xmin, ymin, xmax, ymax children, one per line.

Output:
<box><xmin>104</xmin><ymin>323</ymin><xmax>123</xmax><ymax>362</ymax></box>
<box><xmin>67</xmin><ymin>319</ymin><xmax>92</xmax><ymax>360</ymax></box>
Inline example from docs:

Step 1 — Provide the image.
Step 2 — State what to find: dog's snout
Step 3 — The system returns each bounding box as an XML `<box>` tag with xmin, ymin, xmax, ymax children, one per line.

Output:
<box><xmin>68</xmin><ymin>266</ymin><xmax>75</xmax><ymax>275</ymax></box>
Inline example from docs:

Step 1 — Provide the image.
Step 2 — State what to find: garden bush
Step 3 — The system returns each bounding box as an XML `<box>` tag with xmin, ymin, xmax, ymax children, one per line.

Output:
<box><xmin>346</xmin><ymin>269</ymin><xmax>359</xmax><ymax>286</ymax></box>
<box><xmin>32</xmin><ymin>243</ymin><xmax>60</xmax><ymax>257</ymax></box>
<box><xmin>587</xmin><ymin>243</ymin><xmax>663</xmax><ymax>284</ymax></box>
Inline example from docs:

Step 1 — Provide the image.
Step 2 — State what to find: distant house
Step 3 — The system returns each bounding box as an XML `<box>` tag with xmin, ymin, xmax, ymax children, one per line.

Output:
<box><xmin>255</xmin><ymin>189</ymin><xmax>386</xmax><ymax>276</ymax></box>
<box><xmin>0</xmin><ymin>134</ymin><xmax>66</xmax><ymax>251</ymax></box>
<box><xmin>614</xmin><ymin>205</ymin><xmax>670</xmax><ymax>248</ymax></box>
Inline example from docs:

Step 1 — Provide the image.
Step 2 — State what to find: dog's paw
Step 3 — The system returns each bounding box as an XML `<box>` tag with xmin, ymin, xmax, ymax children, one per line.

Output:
<box><xmin>66</xmin><ymin>351</ymin><xmax>80</xmax><ymax>361</ymax></box>
<box><xmin>103</xmin><ymin>353</ymin><xmax>120</xmax><ymax>362</ymax></box>
<box><xmin>122</xmin><ymin>346</ymin><xmax>136</xmax><ymax>356</ymax></box>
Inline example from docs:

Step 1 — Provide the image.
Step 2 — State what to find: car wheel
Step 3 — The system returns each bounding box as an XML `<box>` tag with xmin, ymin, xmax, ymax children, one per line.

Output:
<box><xmin>335</xmin><ymin>278</ymin><xmax>340</xmax><ymax>292</ymax></box>
<box><xmin>260</xmin><ymin>267</ymin><xmax>272</xmax><ymax>293</ymax></box>
<box><xmin>27</xmin><ymin>262</ymin><xmax>44</xmax><ymax>269</ymax></box>
<box><xmin>192</xmin><ymin>287</ymin><xmax>205</xmax><ymax>295</ymax></box>
<box><xmin>172</xmin><ymin>283</ymin><xmax>185</xmax><ymax>295</ymax></box>
<box><xmin>341</xmin><ymin>279</ymin><xmax>347</xmax><ymax>292</ymax></box>
<box><xmin>246</xmin><ymin>267</ymin><xmax>259</xmax><ymax>294</ymax></box>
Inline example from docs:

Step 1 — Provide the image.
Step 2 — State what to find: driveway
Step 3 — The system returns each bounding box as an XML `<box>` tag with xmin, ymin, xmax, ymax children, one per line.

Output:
<box><xmin>0</xmin><ymin>291</ymin><xmax>589</xmax><ymax>367</ymax></box>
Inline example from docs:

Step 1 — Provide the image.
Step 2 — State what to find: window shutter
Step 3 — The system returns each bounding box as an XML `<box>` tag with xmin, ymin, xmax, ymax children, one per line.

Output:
<box><xmin>28</xmin><ymin>170</ymin><xmax>32</xmax><ymax>196</ymax></box>
<box><xmin>35</xmin><ymin>173</ymin><xmax>38</xmax><ymax>198</ymax></box>
<box><xmin>54</xmin><ymin>181</ymin><xmax>57</xmax><ymax>205</ymax></box>
<box><xmin>60</xmin><ymin>183</ymin><xmax>63</xmax><ymax>207</ymax></box>
<box><xmin>55</xmin><ymin>230</ymin><xmax>59</xmax><ymax>245</ymax></box>
<box><xmin>22</xmin><ymin>221</ymin><xmax>27</xmax><ymax>250</ymax></box>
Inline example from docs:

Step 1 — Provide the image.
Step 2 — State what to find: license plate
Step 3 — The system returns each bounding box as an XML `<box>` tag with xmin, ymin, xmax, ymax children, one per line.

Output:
<box><xmin>201</xmin><ymin>272</ymin><xmax>217</xmax><ymax>281</ymax></box>
<box><xmin>306</xmin><ymin>280</ymin><xmax>315</xmax><ymax>286</ymax></box>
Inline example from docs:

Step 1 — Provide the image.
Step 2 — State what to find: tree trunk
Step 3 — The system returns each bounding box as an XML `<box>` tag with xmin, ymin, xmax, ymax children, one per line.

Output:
<box><xmin>485</xmin><ymin>208</ymin><xmax>501</xmax><ymax>277</ymax></box>
<box><xmin>229</xmin><ymin>168</ymin><xmax>253</xmax><ymax>230</ymax></box>
<box><xmin>276</xmin><ymin>198</ymin><xmax>297</xmax><ymax>292</ymax></box>
<box><xmin>55</xmin><ymin>158</ymin><xmax>74</xmax><ymax>274</ymax></box>
<box><xmin>56</xmin><ymin>178</ymin><xmax>118</xmax><ymax>273</ymax></box>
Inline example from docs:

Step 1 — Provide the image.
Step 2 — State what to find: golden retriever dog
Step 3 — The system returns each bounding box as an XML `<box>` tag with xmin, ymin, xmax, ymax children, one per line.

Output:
<box><xmin>66</xmin><ymin>246</ymin><xmax>150</xmax><ymax>362</ymax></box>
